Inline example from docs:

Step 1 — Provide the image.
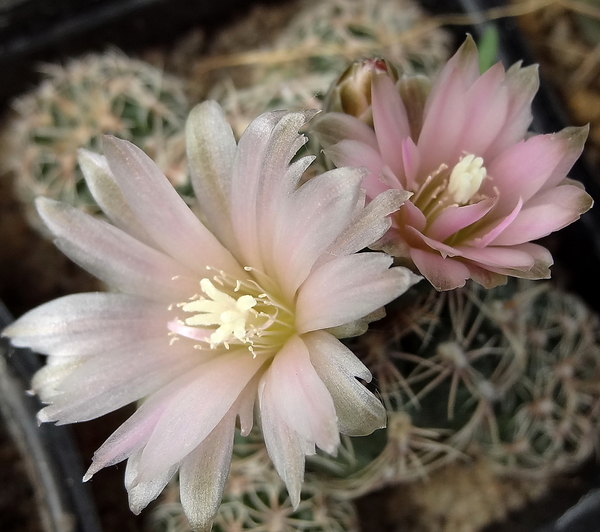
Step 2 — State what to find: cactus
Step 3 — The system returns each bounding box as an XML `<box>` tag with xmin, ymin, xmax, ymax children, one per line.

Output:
<box><xmin>150</xmin><ymin>432</ymin><xmax>359</xmax><ymax>532</ymax></box>
<box><xmin>326</xmin><ymin>279</ymin><xmax>600</xmax><ymax>492</ymax></box>
<box><xmin>199</xmin><ymin>0</ymin><xmax>450</xmax><ymax>138</ymax></box>
<box><xmin>1</xmin><ymin>50</ymin><xmax>191</xmax><ymax>234</ymax></box>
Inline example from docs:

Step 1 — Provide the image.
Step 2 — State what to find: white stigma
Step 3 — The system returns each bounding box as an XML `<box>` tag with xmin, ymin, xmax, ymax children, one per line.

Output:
<box><xmin>182</xmin><ymin>278</ymin><xmax>258</xmax><ymax>348</ymax></box>
<box><xmin>447</xmin><ymin>154</ymin><xmax>487</xmax><ymax>204</ymax></box>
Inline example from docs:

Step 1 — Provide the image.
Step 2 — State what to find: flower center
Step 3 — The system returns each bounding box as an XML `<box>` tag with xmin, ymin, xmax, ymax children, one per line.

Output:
<box><xmin>412</xmin><ymin>153</ymin><xmax>488</xmax><ymax>221</ymax></box>
<box><xmin>170</xmin><ymin>268</ymin><xmax>295</xmax><ymax>355</ymax></box>
<box><xmin>182</xmin><ymin>278</ymin><xmax>259</xmax><ymax>348</ymax></box>
<box><xmin>447</xmin><ymin>154</ymin><xmax>486</xmax><ymax>204</ymax></box>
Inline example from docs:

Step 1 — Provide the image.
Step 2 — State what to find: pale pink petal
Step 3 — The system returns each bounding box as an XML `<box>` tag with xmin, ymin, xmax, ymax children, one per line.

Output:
<box><xmin>271</xmin><ymin>167</ymin><xmax>364</xmax><ymax>297</ymax></box>
<box><xmin>259</xmin><ymin>376</ymin><xmax>307</xmax><ymax>508</ymax></box>
<box><xmin>459</xmin><ymin>63</ymin><xmax>509</xmax><ymax>156</ymax></box>
<box><xmin>4</xmin><ymin>293</ymin><xmax>171</xmax><ymax>357</ymax></box>
<box><xmin>256</xmin><ymin>113</ymin><xmax>318</xmax><ymax>262</ymax></box>
<box><xmin>402</xmin><ymin>137</ymin><xmax>421</xmax><ymax>191</ymax></box>
<box><xmin>484</xmin><ymin>130</ymin><xmax>584</xmax><ymax>213</ymax></box>
<box><xmin>265</xmin><ymin>335</ymin><xmax>339</xmax><ymax>454</ymax></box>
<box><xmin>179</xmin><ymin>414</ymin><xmax>236</xmax><ymax>532</ymax></box>
<box><xmin>319</xmin><ymin>189</ymin><xmax>410</xmax><ymax>266</ymax></box>
<box><xmin>296</xmin><ymin>253</ymin><xmax>421</xmax><ymax>333</ymax></box>
<box><xmin>410</xmin><ymin>248</ymin><xmax>470</xmax><ymax>291</ymax></box>
<box><xmin>399</xmin><ymin>200</ymin><xmax>427</xmax><ymax>232</ymax></box>
<box><xmin>38</xmin><ymin>338</ymin><xmax>200</xmax><ymax>424</ymax></box>
<box><xmin>427</xmin><ymin>199</ymin><xmax>495</xmax><ymax>242</ymax></box>
<box><xmin>83</xmin><ymin>370</ymin><xmax>202</xmax><ymax>480</ymax></box>
<box><xmin>469</xmin><ymin>198</ymin><xmax>523</xmax><ymax>248</ymax></box>
<box><xmin>229</xmin><ymin>110</ymin><xmax>287</xmax><ymax>269</ymax></box>
<box><xmin>103</xmin><ymin>136</ymin><xmax>244</xmax><ymax>277</ymax></box>
<box><xmin>312</xmin><ymin>112</ymin><xmax>379</xmax><ymax>151</ymax></box>
<box><xmin>325</xmin><ymin>140</ymin><xmax>388</xmax><ymax>198</ymax></box>
<box><xmin>418</xmin><ymin>37</ymin><xmax>479</xmax><ymax>174</ymax></box>
<box><xmin>78</xmin><ymin>149</ymin><xmax>153</xmax><ymax>245</ymax></box>
<box><xmin>35</xmin><ymin>198</ymin><xmax>199</xmax><ymax>302</ymax></box>
<box><xmin>125</xmin><ymin>449</ymin><xmax>178</xmax><ymax>514</ymax></box>
<box><xmin>489</xmin><ymin>63</ymin><xmax>538</xmax><ymax>157</ymax></box>
<box><xmin>454</xmin><ymin>245</ymin><xmax>534</xmax><ymax>270</ymax></box>
<box><xmin>136</xmin><ymin>350</ymin><xmax>267</xmax><ymax>481</ymax></box>
<box><xmin>32</xmin><ymin>357</ymin><xmax>85</xmax><ymax>402</ymax></box>
<box><xmin>304</xmin><ymin>331</ymin><xmax>386</xmax><ymax>436</ymax></box>
<box><xmin>372</xmin><ymin>72</ymin><xmax>410</xmax><ymax>178</ymax></box>
<box><xmin>186</xmin><ymin>101</ymin><xmax>237</xmax><ymax>251</ymax></box>
<box><xmin>491</xmin><ymin>184</ymin><xmax>593</xmax><ymax>246</ymax></box>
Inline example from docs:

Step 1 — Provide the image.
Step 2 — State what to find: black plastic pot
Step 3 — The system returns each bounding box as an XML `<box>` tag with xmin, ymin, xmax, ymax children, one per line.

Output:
<box><xmin>0</xmin><ymin>301</ymin><xmax>102</xmax><ymax>532</ymax></box>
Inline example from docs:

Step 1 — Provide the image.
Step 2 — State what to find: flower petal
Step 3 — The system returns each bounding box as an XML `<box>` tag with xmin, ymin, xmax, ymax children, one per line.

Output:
<box><xmin>136</xmin><ymin>350</ymin><xmax>266</xmax><ymax>481</ymax></box>
<box><xmin>324</xmin><ymin>140</ymin><xmax>388</xmax><ymax>198</ymax></box>
<box><xmin>265</xmin><ymin>335</ymin><xmax>339</xmax><ymax>454</ymax></box>
<box><xmin>125</xmin><ymin>449</ymin><xmax>178</xmax><ymax>515</ymax></box>
<box><xmin>102</xmin><ymin>136</ymin><xmax>243</xmax><ymax>277</ymax></box>
<box><xmin>491</xmin><ymin>184</ymin><xmax>593</xmax><ymax>246</ymax></box>
<box><xmin>186</xmin><ymin>101</ymin><xmax>237</xmax><ymax>251</ymax></box>
<box><xmin>304</xmin><ymin>331</ymin><xmax>386</xmax><ymax>436</ymax></box>
<box><xmin>312</xmin><ymin>112</ymin><xmax>379</xmax><ymax>150</ymax></box>
<box><xmin>427</xmin><ymin>199</ymin><xmax>495</xmax><ymax>242</ymax></box>
<box><xmin>372</xmin><ymin>71</ymin><xmax>411</xmax><ymax>178</ymax></box>
<box><xmin>410</xmin><ymin>248</ymin><xmax>470</xmax><ymax>291</ymax></box>
<box><xmin>179</xmin><ymin>414</ymin><xmax>236</xmax><ymax>532</ymax></box>
<box><xmin>3</xmin><ymin>293</ymin><xmax>171</xmax><ymax>357</ymax></box>
<box><xmin>296</xmin><ymin>253</ymin><xmax>420</xmax><ymax>333</ymax></box>
<box><xmin>271</xmin><ymin>167</ymin><xmax>364</xmax><ymax>296</ymax></box>
<box><xmin>78</xmin><ymin>149</ymin><xmax>153</xmax><ymax>245</ymax></box>
<box><xmin>36</xmin><ymin>198</ymin><xmax>198</xmax><ymax>302</ymax></box>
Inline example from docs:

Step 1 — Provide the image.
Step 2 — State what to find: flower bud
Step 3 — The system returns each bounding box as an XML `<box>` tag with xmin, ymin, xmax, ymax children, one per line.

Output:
<box><xmin>323</xmin><ymin>58</ymin><xmax>399</xmax><ymax>125</ymax></box>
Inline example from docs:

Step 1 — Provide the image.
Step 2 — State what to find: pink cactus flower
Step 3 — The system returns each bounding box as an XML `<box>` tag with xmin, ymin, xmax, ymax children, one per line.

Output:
<box><xmin>3</xmin><ymin>102</ymin><xmax>420</xmax><ymax>530</ymax></box>
<box><xmin>314</xmin><ymin>36</ymin><xmax>593</xmax><ymax>290</ymax></box>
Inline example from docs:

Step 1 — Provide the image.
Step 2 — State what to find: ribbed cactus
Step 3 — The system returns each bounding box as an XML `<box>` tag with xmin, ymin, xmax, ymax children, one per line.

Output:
<box><xmin>1</xmin><ymin>51</ymin><xmax>191</xmax><ymax>234</ymax></box>
<box><xmin>318</xmin><ymin>279</ymin><xmax>600</xmax><ymax>496</ymax></box>
<box><xmin>150</xmin><ymin>432</ymin><xmax>359</xmax><ymax>532</ymax></box>
<box><xmin>203</xmin><ymin>0</ymin><xmax>449</xmax><ymax>138</ymax></box>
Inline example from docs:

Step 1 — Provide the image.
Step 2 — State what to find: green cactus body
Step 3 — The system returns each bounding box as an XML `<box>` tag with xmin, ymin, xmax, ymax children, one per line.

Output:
<box><xmin>2</xmin><ymin>51</ymin><xmax>191</xmax><ymax>234</ymax></box>
<box><xmin>315</xmin><ymin>279</ymin><xmax>600</xmax><ymax>497</ymax></box>
<box><xmin>151</xmin><ymin>431</ymin><xmax>358</xmax><ymax>532</ymax></box>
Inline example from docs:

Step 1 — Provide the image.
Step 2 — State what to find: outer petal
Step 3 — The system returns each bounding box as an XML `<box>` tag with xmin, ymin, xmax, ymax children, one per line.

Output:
<box><xmin>264</xmin><ymin>335</ymin><xmax>339</xmax><ymax>454</ymax></box>
<box><xmin>136</xmin><ymin>350</ymin><xmax>267</xmax><ymax>481</ymax></box>
<box><xmin>78</xmin><ymin>149</ymin><xmax>153</xmax><ymax>245</ymax></box>
<box><xmin>37</xmin><ymin>337</ymin><xmax>200</xmax><ymax>424</ymax></box>
<box><xmin>491</xmin><ymin>184</ymin><xmax>593</xmax><ymax>246</ymax></box>
<box><xmin>304</xmin><ymin>331</ymin><xmax>386</xmax><ymax>436</ymax></box>
<box><xmin>312</xmin><ymin>112</ymin><xmax>379</xmax><ymax>151</ymax></box>
<box><xmin>186</xmin><ymin>101</ymin><xmax>237</xmax><ymax>251</ymax></box>
<box><xmin>296</xmin><ymin>253</ymin><xmax>420</xmax><ymax>333</ymax></box>
<box><xmin>324</xmin><ymin>140</ymin><xmax>389</xmax><ymax>198</ymax></box>
<box><xmin>410</xmin><ymin>248</ymin><xmax>470</xmax><ymax>291</ymax></box>
<box><xmin>229</xmin><ymin>110</ymin><xmax>287</xmax><ymax>269</ymax></box>
<box><xmin>36</xmin><ymin>198</ymin><xmax>199</xmax><ymax>302</ymax></box>
<box><xmin>179</xmin><ymin>414</ymin><xmax>236</xmax><ymax>532</ymax></box>
<box><xmin>125</xmin><ymin>449</ymin><xmax>178</xmax><ymax>515</ymax></box>
<box><xmin>489</xmin><ymin>62</ymin><xmax>538</xmax><ymax>157</ymax></box>
<box><xmin>271</xmin><ymin>167</ymin><xmax>364</xmax><ymax>297</ymax></box>
<box><xmin>259</xmin><ymin>376</ymin><xmax>308</xmax><ymax>508</ymax></box>
<box><xmin>372</xmin><ymin>71</ymin><xmax>411</xmax><ymax>179</ymax></box>
<box><xmin>103</xmin><ymin>136</ymin><xmax>244</xmax><ymax>278</ymax></box>
<box><xmin>319</xmin><ymin>189</ymin><xmax>410</xmax><ymax>266</ymax></box>
<box><xmin>3</xmin><ymin>293</ymin><xmax>171</xmax><ymax>357</ymax></box>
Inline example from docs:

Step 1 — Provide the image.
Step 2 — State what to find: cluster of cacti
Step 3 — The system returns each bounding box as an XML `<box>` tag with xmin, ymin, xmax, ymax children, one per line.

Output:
<box><xmin>150</xmin><ymin>433</ymin><xmax>358</xmax><ymax>532</ymax></box>
<box><xmin>321</xmin><ymin>279</ymin><xmax>600</xmax><ymax>492</ymax></box>
<box><xmin>202</xmin><ymin>0</ymin><xmax>450</xmax><ymax>138</ymax></box>
<box><xmin>1</xmin><ymin>51</ymin><xmax>191</xmax><ymax>233</ymax></box>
